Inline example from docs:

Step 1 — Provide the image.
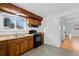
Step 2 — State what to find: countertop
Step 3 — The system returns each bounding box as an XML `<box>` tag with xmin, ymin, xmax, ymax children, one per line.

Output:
<box><xmin>0</xmin><ymin>34</ymin><xmax>34</xmax><ymax>41</ymax></box>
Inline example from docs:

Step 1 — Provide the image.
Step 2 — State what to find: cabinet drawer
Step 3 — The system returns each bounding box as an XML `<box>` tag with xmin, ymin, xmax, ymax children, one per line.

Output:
<box><xmin>19</xmin><ymin>37</ymin><xmax>26</xmax><ymax>41</ymax></box>
<box><xmin>0</xmin><ymin>41</ymin><xmax>7</xmax><ymax>46</ymax></box>
<box><xmin>7</xmin><ymin>39</ymin><xmax>19</xmax><ymax>44</ymax></box>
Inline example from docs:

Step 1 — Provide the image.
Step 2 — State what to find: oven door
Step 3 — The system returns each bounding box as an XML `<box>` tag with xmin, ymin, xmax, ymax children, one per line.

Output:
<box><xmin>34</xmin><ymin>33</ymin><xmax>42</xmax><ymax>48</ymax></box>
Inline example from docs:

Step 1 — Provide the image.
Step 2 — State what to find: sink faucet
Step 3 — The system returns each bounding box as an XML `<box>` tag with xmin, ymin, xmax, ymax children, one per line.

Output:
<box><xmin>16</xmin><ymin>33</ymin><xmax>18</xmax><ymax>37</ymax></box>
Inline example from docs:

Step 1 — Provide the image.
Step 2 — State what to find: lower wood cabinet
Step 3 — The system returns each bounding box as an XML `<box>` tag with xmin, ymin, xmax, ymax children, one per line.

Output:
<box><xmin>27</xmin><ymin>36</ymin><xmax>34</xmax><ymax>50</ymax></box>
<box><xmin>0</xmin><ymin>41</ymin><xmax>8</xmax><ymax>56</ymax></box>
<box><xmin>7</xmin><ymin>39</ymin><xmax>20</xmax><ymax>56</ymax></box>
<box><xmin>0</xmin><ymin>46</ymin><xmax>7</xmax><ymax>56</ymax></box>
<box><xmin>0</xmin><ymin>35</ymin><xmax>34</xmax><ymax>56</ymax></box>
<box><xmin>19</xmin><ymin>37</ymin><xmax>29</xmax><ymax>54</ymax></box>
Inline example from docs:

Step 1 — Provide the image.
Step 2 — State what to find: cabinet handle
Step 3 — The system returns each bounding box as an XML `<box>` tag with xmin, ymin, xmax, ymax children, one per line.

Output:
<box><xmin>21</xmin><ymin>41</ymin><xmax>24</xmax><ymax>43</ymax></box>
<box><xmin>0</xmin><ymin>44</ymin><xmax>7</xmax><ymax>47</ymax></box>
<box><xmin>8</xmin><ymin>42</ymin><xmax>19</xmax><ymax>44</ymax></box>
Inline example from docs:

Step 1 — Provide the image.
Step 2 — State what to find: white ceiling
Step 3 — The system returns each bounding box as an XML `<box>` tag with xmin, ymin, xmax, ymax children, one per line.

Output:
<box><xmin>14</xmin><ymin>3</ymin><xmax>79</xmax><ymax>17</ymax></box>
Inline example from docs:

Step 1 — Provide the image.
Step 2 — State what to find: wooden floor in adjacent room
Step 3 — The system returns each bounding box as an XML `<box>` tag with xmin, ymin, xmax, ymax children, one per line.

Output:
<box><xmin>61</xmin><ymin>36</ymin><xmax>72</xmax><ymax>50</ymax></box>
<box><xmin>61</xmin><ymin>35</ymin><xmax>79</xmax><ymax>52</ymax></box>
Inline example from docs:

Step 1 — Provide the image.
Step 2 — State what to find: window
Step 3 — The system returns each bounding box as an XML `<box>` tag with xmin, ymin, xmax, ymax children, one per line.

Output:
<box><xmin>3</xmin><ymin>17</ymin><xmax>15</xmax><ymax>29</ymax></box>
<box><xmin>16</xmin><ymin>17</ymin><xmax>26</xmax><ymax>29</ymax></box>
<box><xmin>0</xmin><ymin>11</ymin><xmax>26</xmax><ymax>30</ymax></box>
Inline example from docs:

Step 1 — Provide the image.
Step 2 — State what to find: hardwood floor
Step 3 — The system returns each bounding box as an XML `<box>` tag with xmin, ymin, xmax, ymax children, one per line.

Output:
<box><xmin>61</xmin><ymin>35</ymin><xmax>79</xmax><ymax>52</ymax></box>
<box><xmin>61</xmin><ymin>35</ymin><xmax>73</xmax><ymax>50</ymax></box>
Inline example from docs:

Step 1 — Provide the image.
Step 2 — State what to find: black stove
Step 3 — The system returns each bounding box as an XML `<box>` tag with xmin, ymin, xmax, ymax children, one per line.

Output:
<box><xmin>29</xmin><ymin>30</ymin><xmax>42</xmax><ymax>48</ymax></box>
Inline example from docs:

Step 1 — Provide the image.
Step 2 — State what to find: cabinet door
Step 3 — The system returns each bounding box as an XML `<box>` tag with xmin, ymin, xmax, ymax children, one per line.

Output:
<box><xmin>29</xmin><ymin>18</ymin><xmax>34</xmax><ymax>25</ymax></box>
<box><xmin>0</xmin><ymin>41</ymin><xmax>8</xmax><ymax>56</ymax></box>
<box><xmin>8</xmin><ymin>41</ymin><xmax>20</xmax><ymax>56</ymax></box>
<box><xmin>28</xmin><ymin>37</ymin><xmax>34</xmax><ymax>50</ymax></box>
<box><xmin>33</xmin><ymin>19</ymin><xmax>41</xmax><ymax>26</ymax></box>
<box><xmin>27</xmin><ymin>18</ymin><xmax>41</xmax><ymax>26</ymax></box>
<box><xmin>33</xmin><ymin>20</ymin><xmax>36</xmax><ymax>25</ymax></box>
<box><xmin>20</xmin><ymin>38</ymin><xmax>29</xmax><ymax>54</ymax></box>
<box><xmin>0</xmin><ymin>45</ymin><xmax>7</xmax><ymax>56</ymax></box>
<box><xmin>38</xmin><ymin>20</ymin><xmax>41</xmax><ymax>25</ymax></box>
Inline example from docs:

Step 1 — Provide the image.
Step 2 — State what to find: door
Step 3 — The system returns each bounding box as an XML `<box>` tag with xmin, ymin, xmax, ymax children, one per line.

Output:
<box><xmin>60</xmin><ymin>16</ymin><xmax>79</xmax><ymax>51</ymax></box>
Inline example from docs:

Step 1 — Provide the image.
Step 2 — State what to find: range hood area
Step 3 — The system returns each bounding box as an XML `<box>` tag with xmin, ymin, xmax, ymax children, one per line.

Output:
<box><xmin>28</xmin><ymin>24</ymin><xmax>39</xmax><ymax>27</ymax></box>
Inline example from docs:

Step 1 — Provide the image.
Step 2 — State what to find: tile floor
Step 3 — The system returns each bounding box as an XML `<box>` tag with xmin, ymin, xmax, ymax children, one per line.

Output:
<box><xmin>22</xmin><ymin>44</ymin><xmax>79</xmax><ymax>56</ymax></box>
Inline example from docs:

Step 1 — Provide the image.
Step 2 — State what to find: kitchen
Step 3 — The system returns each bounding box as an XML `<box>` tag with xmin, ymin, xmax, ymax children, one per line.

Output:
<box><xmin>0</xmin><ymin>3</ymin><xmax>44</xmax><ymax>56</ymax></box>
<box><xmin>1</xmin><ymin>3</ymin><xmax>79</xmax><ymax>56</ymax></box>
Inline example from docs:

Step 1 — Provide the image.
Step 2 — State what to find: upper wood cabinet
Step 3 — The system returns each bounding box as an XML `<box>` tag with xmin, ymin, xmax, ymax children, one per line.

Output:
<box><xmin>26</xmin><ymin>18</ymin><xmax>41</xmax><ymax>27</ymax></box>
<box><xmin>34</xmin><ymin>19</ymin><xmax>41</xmax><ymax>26</ymax></box>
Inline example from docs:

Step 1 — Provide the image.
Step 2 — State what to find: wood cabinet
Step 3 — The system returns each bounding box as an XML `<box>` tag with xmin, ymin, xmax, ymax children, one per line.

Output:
<box><xmin>27</xmin><ymin>36</ymin><xmax>34</xmax><ymax>50</ymax></box>
<box><xmin>8</xmin><ymin>36</ymin><xmax>33</xmax><ymax>56</ymax></box>
<box><xmin>26</xmin><ymin>18</ymin><xmax>41</xmax><ymax>27</ymax></box>
<box><xmin>38</xmin><ymin>20</ymin><xmax>41</xmax><ymax>25</ymax></box>
<box><xmin>0</xmin><ymin>41</ymin><xmax>8</xmax><ymax>56</ymax></box>
<box><xmin>7</xmin><ymin>36</ymin><xmax>34</xmax><ymax>56</ymax></box>
<box><xmin>7</xmin><ymin>39</ymin><xmax>20</xmax><ymax>56</ymax></box>
<box><xmin>19</xmin><ymin>37</ymin><xmax>29</xmax><ymax>54</ymax></box>
<box><xmin>27</xmin><ymin>18</ymin><xmax>34</xmax><ymax>25</ymax></box>
<box><xmin>19</xmin><ymin>36</ymin><xmax>34</xmax><ymax>54</ymax></box>
<box><xmin>34</xmin><ymin>19</ymin><xmax>41</xmax><ymax>26</ymax></box>
<box><xmin>0</xmin><ymin>35</ymin><xmax>34</xmax><ymax>56</ymax></box>
<box><xmin>41</xmin><ymin>32</ymin><xmax>44</xmax><ymax>45</ymax></box>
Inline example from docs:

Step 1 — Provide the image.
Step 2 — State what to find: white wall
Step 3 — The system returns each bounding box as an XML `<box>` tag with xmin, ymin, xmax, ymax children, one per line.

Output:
<box><xmin>65</xmin><ymin>21</ymin><xmax>79</xmax><ymax>36</ymax></box>
<box><xmin>43</xmin><ymin>15</ymin><xmax>61</xmax><ymax>47</ymax></box>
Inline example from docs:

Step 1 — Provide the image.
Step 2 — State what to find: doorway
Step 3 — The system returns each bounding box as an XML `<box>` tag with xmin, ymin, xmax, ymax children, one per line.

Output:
<box><xmin>60</xmin><ymin>14</ymin><xmax>79</xmax><ymax>52</ymax></box>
